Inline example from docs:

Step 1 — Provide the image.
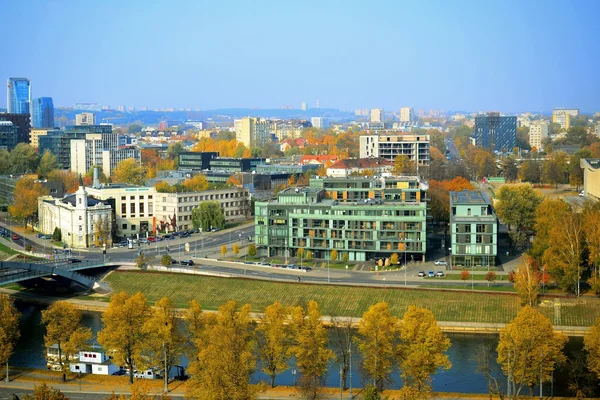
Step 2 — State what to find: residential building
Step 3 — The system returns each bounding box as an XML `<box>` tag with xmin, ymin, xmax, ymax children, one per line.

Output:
<box><xmin>255</xmin><ymin>175</ymin><xmax>428</xmax><ymax>262</ymax></box>
<box><xmin>178</xmin><ymin>151</ymin><xmax>219</xmax><ymax>171</ymax></box>
<box><xmin>70</xmin><ymin>351</ymin><xmax>119</xmax><ymax>375</ymax></box>
<box><xmin>552</xmin><ymin>108</ymin><xmax>579</xmax><ymax>130</ymax></box>
<box><xmin>370</xmin><ymin>108</ymin><xmax>384</xmax><ymax>123</ymax></box>
<box><xmin>0</xmin><ymin>113</ymin><xmax>31</xmax><ymax>144</ymax></box>
<box><xmin>301</xmin><ymin>102</ymin><xmax>307</xmax><ymax>111</ymax></box>
<box><xmin>326</xmin><ymin>158</ymin><xmax>393</xmax><ymax>177</ymax></box>
<box><xmin>399</xmin><ymin>107</ymin><xmax>414</xmax><ymax>123</ymax></box>
<box><xmin>271</xmin><ymin>120</ymin><xmax>309</xmax><ymax>141</ymax></box>
<box><xmin>449</xmin><ymin>191</ymin><xmax>498</xmax><ymax>267</ymax></box>
<box><xmin>30</xmin><ymin>128</ymin><xmax>59</xmax><ymax>149</ymax></box>
<box><xmin>31</xmin><ymin>97</ymin><xmax>54</xmax><ymax>128</ymax></box>
<box><xmin>580</xmin><ymin>158</ymin><xmax>600</xmax><ymax>199</ymax></box>
<box><xmin>299</xmin><ymin>155</ymin><xmax>340</xmax><ymax>166</ymax></box>
<box><xmin>38</xmin><ymin>185</ymin><xmax>113</xmax><ymax>249</ymax></box>
<box><xmin>234</xmin><ymin>117</ymin><xmax>272</xmax><ymax>148</ymax></box>
<box><xmin>76</xmin><ymin>113</ymin><xmax>96</xmax><ymax>126</ymax></box>
<box><xmin>359</xmin><ymin>134</ymin><xmax>431</xmax><ymax>166</ymax></box>
<box><xmin>528</xmin><ymin>120</ymin><xmax>549</xmax><ymax>150</ymax></box>
<box><xmin>474</xmin><ymin>113</ymin><xmax>517</xmax><ymax>153</ymax></box>
<box><xmin>39</xmin><ymin>130</ymin><xmax>85</xmax><ymax>169</ymax></box>
<box><xmin>595</xmin><ymin>122</ymin><xmax>600</xmax><ymax>137</ymax></box>
<box><xmin>0</xmin><ymin>121</ymin><xmax>18</xmax><ymax>150</ymax></box>
<box><xmin>311</xmin><ymin>117</ymin><xmax>329</xmax><ymax>129</ymax></box>
<box><xmin>7</xmin><ymin>78</ymin><xmax>30</xmax><ymax>114</ymax></box>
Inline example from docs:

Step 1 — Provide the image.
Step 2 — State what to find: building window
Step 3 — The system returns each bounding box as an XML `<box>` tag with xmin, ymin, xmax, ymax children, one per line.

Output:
<box><xmin>140</xmin><ymin>203</ymin><xmax>144</xmax><ymax>214</ymax></box>
<box><xmin>121</xmin><ymin>196</ymin><xmax>126</xmax><ymax>201</ymax></box>
<box><xmin>131</xmin><ymin>203</ymin><xmax>135</xmax><ymax>214</ymax></box>
<box><xmin>79</xmin><ymin>216</ymin><xmax>82</xmax><ymax>221</ymax></box>
<box><xmin>130</xmin><ymin>196</ymin><xmax>135</xmax><ymax>200</ymax></box>
<box><xmin>122</xmin><ymin>223</ymin><xmax>127</xmax><ymax>229</ymax></box>
<box><xmin>131</xmin><ymin>225</ymin><xmax>136</xmax><ymax>231</ymax></box>
<box><xmin>121</xmin><ymin>203</ymin><xmax>126</xmax><ymax>214</ymax></box>
<box><xmin>467</xmin><ymin>208</ymin><xmax>471</xmax><ymax>216</ymax></box>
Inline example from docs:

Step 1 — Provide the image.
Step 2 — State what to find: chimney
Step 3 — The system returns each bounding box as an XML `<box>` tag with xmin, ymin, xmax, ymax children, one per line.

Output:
<box><xmin>93</xmin><ymin>166</ymin><xmax>100</xmax><ymax>189</ymax></box>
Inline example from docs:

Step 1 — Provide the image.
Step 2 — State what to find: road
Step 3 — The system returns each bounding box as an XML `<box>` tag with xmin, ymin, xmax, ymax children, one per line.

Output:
<box><xmin>445</xmin><ymin>136</ymin><xmax>460</xmax><ymax>160</ymax></box>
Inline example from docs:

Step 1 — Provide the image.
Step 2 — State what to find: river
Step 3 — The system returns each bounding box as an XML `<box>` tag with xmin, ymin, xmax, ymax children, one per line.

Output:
<box><xmin>9</xmin><ymin>304</ymin><xmax>593</xmax><ymax>395</ymax></box>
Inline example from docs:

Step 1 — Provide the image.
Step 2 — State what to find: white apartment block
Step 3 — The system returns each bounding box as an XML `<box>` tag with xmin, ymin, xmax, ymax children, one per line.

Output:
<box><xmin>71</xmin><ymin>132</ymin><xmax>141</xmax><ymax>177</ymax></box>
<box><xmin>528</xmin><ymin>121</ymin><xmax>549</xmax><ymax>150</ymax></box>
<box><xmin>310</xmin><ymin>117</ymin><xmax>329</xmax><ymax>129</ymax></box>
<box><xmin>235</xmin><ymin>117</ymin><xmax>272</xmax><ymax>148</ymax></box>
<box><xmin>370</xmin><ymin>108</ymin><xmax>384</xmax><ymax>123</ymax></box>
<box><xmin>399</xmin><ymin>107</ymin><xmax>414</xmax><ymax>123</ymax></box>
<box><xmin>359</xmin><ymin>134</ymin><xmax>431</xmax><ymax>166</ymax></box>
<box><xmin>76</xmin><ymin>113</ymin><xmax>96</xmax><ymax>126</ymax></box>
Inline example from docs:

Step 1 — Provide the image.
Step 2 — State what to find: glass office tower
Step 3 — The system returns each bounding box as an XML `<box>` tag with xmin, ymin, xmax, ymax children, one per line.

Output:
<box><xmin>32</xmin><ymin>97</ymin><xmax>54</xmax><ymax>128</ymax></box>
<box><xmin>7</xmin><ymin>78</ymin><xmax>31</xmax><ymax>114</ymax></box>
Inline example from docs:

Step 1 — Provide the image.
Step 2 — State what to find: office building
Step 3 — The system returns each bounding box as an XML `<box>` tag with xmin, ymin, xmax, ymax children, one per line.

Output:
<box><xmin>528</xmin><ymin>120</ymin><xmax>549</xmax><ymax>150</ymax></box>
<box><xmin>209</xmin><ymin>157</ymin><xmax>265</xmax><ymax>173</ymax></box>
<box><xmin>255</xmin><ymin>175</ymin><xmax>428</xmax><ymax>262</ymax></box>
<box><xmin>0</xmin><ymin>113</ymin><xmax>31</xmax><ymax>144</ymax></box>
<box><xmin>311</xmin><ymin>117</ymin><xmax>329</xmax><ymax>129</ymax></box>
<box><xmin>178</xmin><ymin>152</ymin><xmax>219</xmax><ymax>171</ymax></box>
<box><xmin>326</xmin><ymin>158</ymin><xmax>393</xmax><ymax>177</ymax></box>
<box><xmin>552</xmin><ymin>108</ymin><xmax>579</xmax><ymax>131</ymax></box>
<box><xmin>474</xmin><ymin>113</ymin><xmax>517</xmax><ymax>153</ymax></box>
<box><xmin>31</xmin><ymin>97</ymin><xmax>54</xmax><ymax>128</ymax></box>
<box><xmin>234</xmin><ymin>117</ymin><xmax>272</xmax><ymax>148</ymax></box>
<box><xmin>301</xmin><ymin>102</ymin><xmax>307</xmax><ymax>111</ymax></box>
<box><xmin>399</xmin><ymin>107</ymin><xmax>414</xmax><ymax>123</ymax></box>
<box><xmin>370</xmin><ymin>108</ymin><xmax>384</xmax><ymax>123</ymax></box>
<box><xmin>359</xmin><ymin>134</ymin><xmax>431</xmax><ymax>166</ymax></box>
<box><xmin>7</xmin><ymin>78</ymin><xmax>30</xmax><ymax>114</ymax></box>
<box><xmin>580</xmin><ymin>159</ymin><xmax>600</xmax><ymax>199</ymax></box>
<box><xmin>0</xmin><ymin>121</ymin><xmax>18</xmax><ymax>151</ymax></box>
<box><xmin>39</xmin><ymin>130</ymin><xmax>86</xmax><ymax>169</ymax></box>
<box><xmin>450</xmin><ymin>191</ymin><xmax>498</xmax><ymax>267</ymax></box>
<box><xmin>76</xmin><ymin>113</ymin><xmax>96</xmax><ymax>126</ymax></box>
<box><xmin>31</xmin><ymin>128</ymin><xmax>60</xmax><ymax>149</ymax></box>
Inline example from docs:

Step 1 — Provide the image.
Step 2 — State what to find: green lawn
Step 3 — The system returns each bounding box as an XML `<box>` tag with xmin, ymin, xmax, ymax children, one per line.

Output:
<box><xmin>0</xmin><ymin>242</ymin><xmax>19</xmax><ymax>255</ymax></box>
<box><xmin>103</xmin><ymin>271</ymin><xmax>600</xmax><ymax>326</ymax></box>
<box><xmin>441</xmin><ymin>274</ymin><xmax>508</xmax><ymax>281</ymax></box>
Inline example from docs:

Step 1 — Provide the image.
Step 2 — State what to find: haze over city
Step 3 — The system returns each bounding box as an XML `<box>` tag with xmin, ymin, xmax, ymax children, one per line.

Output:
<box><xmin>1</xmin><ymin>0</ymin><xmax>599</xmax><ymax>112</ymax></box>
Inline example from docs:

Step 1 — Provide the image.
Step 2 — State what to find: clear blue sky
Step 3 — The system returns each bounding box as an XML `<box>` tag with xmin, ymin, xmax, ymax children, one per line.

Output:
<box><xmin>1</xmin><ymin>0</ymin><xmax>599</xmax><ymax>113</ymax></box>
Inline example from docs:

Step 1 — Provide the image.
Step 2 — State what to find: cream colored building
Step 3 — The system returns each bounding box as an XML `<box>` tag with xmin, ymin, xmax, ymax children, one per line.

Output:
<box><xmin>359</xmin><ymin>133</ymin><xmax>431</xmax><ymax>166</ymax></box>
<box><xmin>528</xmin><ymin>121</ymin><xmax>549</xmax><ymax>150</ymax></box>
<box><xmin>552</xmin><ymin>108</ymin><xmax>579</xmax><ymax>130</ymax></box>
<box><xmin>580</xmin><ymin>159</ymin><xmax>600</xmax><ymax>200</ymax></box>
<box><xmin>399</xmin><ymin>107</ymin><xmax>414</xmax><ymax>123</ymax></box>
<box><xmin>38</xmin><ymin>186</ymin><xmax>113</xmax><ymax>248</ymax></box>
<box><xmin>30</xmin><ymin>128</ymin><xmax>59</xmax><ymax>148</ymax></box>
<box><xmin>370</xmin><ymin>108</ymin><xmax>384</xmax><ymax>123</ymax></box>
<box><xmin>234</xmin><ymin>117</ymin><xmax>272</xmax><ymax>148</ymax></box>
<box><xmin>76</xmin><ymin>113</ymin><xmax>96</xmax><ymax>126</ymax></box>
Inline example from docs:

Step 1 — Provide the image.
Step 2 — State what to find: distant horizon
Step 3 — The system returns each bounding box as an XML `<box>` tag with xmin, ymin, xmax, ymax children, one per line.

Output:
<box><xmin>1</xmin><ymin>1</ymin><xmax>599</xmax><ymax>112</ymax></box>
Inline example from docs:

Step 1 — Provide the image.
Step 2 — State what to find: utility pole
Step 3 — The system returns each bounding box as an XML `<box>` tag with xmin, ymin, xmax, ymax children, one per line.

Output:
<box><xmin>348</xmin><ymin>341</ymin><xmax>352</xmax><ymax>399</ymax></box>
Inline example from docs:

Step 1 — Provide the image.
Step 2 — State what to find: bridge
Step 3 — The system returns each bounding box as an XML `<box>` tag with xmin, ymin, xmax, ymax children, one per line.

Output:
<box><xmin>0</xmin><ymin>260</ymin><xmax>118</xmax><ymax>293</ymax></box>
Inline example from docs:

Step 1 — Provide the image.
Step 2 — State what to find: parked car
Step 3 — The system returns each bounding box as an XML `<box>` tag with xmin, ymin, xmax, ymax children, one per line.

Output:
<box><xmin>180</xmin><ymin>260</ymin><xmax>195</xmax><ymax>266</ymax></box>
<box><xmin>139</xmin><ymin>238</ymin><xmax>149</xmax><ymax>244</ymax></box>
<box><xmin>428</xmin><ymin>271</ymin><xmax>435</xmax><ymax>278</ymax></box>
<box><xmin>417</xmin><ymin>271</ymin><xmax>426</xmax><ymax>277</ymax></box>
<box><xmin>436</xmin><ymin>271</ymin><xmax>445</xmax><ymax>277</ymax></box>
<box><xmin>117</xmin><ymin>240</ymin><xmax>128</xmax><ymax>247</ymax></box>
<box><xmin>301</xmin><ymin>266</ymin><xmax>312</xmax><ymax>272</ymax></box>
<box><xmin>67</xmin><ymin>258</ymin><xmax>82</xmax><ymax>263</ymax></box>
<box><xmin>12</xmin><ymin>234</ymin><xmax>19</xmax><ymax>240</ymax></box>
<box><xmin>147</xmin><ymin>236</ymin><xmax>157</xmax><ymax>242</ymax></box>
<box><xmin>210</xmin><ymin>228</ymin><xmax>221</xmax><ymax>232</ymax></box>
<box><xmin>180</xmin><ymin>232</ymin><xmax>191</xmax><ymax>238</ymax></box>
<box><xmin>434</xmin><ymin>260</ymin><xmax>448</xmax><ymax>266</ymax></box>
<box><xmin>287</xmin><ymin>264</ymin><xmax>298</xmax><ymax>269</ymax></box>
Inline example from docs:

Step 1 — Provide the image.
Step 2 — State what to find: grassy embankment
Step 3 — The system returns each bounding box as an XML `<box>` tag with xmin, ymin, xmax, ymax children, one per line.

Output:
<box><xmin>104</xmin><ymin>270</ymin><xmax>600</xmax><ymax>326</ymax></box>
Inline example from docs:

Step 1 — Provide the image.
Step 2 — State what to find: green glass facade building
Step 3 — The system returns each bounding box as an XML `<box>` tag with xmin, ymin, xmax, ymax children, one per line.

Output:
<box><xmin>255</xmin><ymin>176</ymin><xmax>427</xmax><ymax>262</ymax></box>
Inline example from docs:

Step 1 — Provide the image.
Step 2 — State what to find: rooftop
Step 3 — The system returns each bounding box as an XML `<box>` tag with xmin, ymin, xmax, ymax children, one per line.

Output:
<box><xmin>450</xmin><ymin>190</ymin><xmax>491</xmax><ymax>206</ymax></box>
<box><xmin>328</xmin><ymin>157</ymin><xmax>393</xmax><ymax>169</ymax></box>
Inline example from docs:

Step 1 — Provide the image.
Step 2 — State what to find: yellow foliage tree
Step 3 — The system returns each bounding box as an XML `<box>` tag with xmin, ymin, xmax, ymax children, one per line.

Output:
<box><xmin>9</xmin><ymin>177</ymin><xmax>48</xmax><ymax>227</ymax></box>
<box><xmin>112</xmin><ymin>158</ymin><xmax>146</xmax><ymax>185</ymax></box>
<box><xmin>330</xmin><ymin>249</ymin><xmax>338</xmax><ymax>261</ymax></box>
<box><xmin>584</xmin><ymin>317</ymin><xmax>600</xmax><ymax>380</ymax></box>
<box><xmin>513</xmin><ymin>255</ymin><xmax>540</xmax><ymax>306</ymax></box>
<box><xmin>233</xmin><ymin>243</ymin><xmax>240</xmax><ymax>256</ymax></box>
<box><xmin>221</xmin><ymin>245</ymin><xmax>227</xmax><ymax>257</ymax></box>
<box><xmin>0</xmin><ymin>294</ymin><xmax>21</xmax><ymax>383</ymax></box>
<box><xmin>182</xmin><ymin>175</ymin><xmax>209</xmax><ymax>192</ymax></box>
<box><xmin>257</xmin><ymin>302</ymin><xmax>293</xmax><ymax>388</ymax></box>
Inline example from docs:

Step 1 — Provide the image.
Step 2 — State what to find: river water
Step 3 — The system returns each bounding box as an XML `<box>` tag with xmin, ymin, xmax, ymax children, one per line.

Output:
<box><xmin>9</xmin><ymin>304</ymin><xmax>592</xmax><ymax>395</ymax></box>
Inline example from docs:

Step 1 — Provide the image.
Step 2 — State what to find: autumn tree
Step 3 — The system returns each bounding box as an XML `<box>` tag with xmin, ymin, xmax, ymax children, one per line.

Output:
<box><xmin>247</xmin><ymin>244</ymin><xmax>257</xmax><ymax>258</ymax></box>
<box><xmin>142</xmin><ymin>297</ymin><xmax>185</xmax><ymax>393</ymax></box>
<box><xmin>226</xmin><ymin>174</ymin><xmax>242</xmax><ymax>186</ymax></box>
<box><xmin>518</xmin><ymin>160</ymin><xmax>542</xmax><ymax>183</ymax></box>
<box><xmin>530</xmin><ymin>198</ymin><xmax>570</xmax><ymax>263</ymax></box>
<box><xmin>220</xmin><ymin>245</ymin><xmax>227</xmax><ymax>257</ymax></box>
<box><xmin>543</xmin><ymin>209</ymin><xmax>585</xmax><ymax>295</ymax></box>
<box><xmin>497</xmin><ymin>306</ymin><xmax>567</xmax><ymax>398</ymax></box>
<box><xmin>161</xmin><ymin>254</ymin><xmax>173</xmax><ymax>267</ymax></box>
<box><xmin>37</xmin><ymin>150</ymin><xmax>58</xmax><ymax>179</ymax></box>
<box><xmin>42</xmin><ymin>301</ymin><xmax>91</xmax><ymax>382</ymax></box>
<box><xmin>23</xmin><ymin>384</ymin><xmax>68</xmax><ymax>400</ymax></box>
<box><xmin>513</xmin><ymin>255</ymin><xmax>541</xmax><ymax>306</ymax></box>
<box><xmin>155</xmin><ymin>181</ymin><xmax>177</xmax><ymax>193</ymax></box>
<box><xmin>233</xmin><ymin>243</ymin><xmax>240</xmax><ymax>256</ymax></box>
<box><xmin>542</xmin><ymin>151</ymin><xmax>569</xmax><ymax>188</ymax></box>
<box><xmin>0</xmin><ymin>294</ymin><xmax>20</xmax><ymax>382</ymax></box>
<box><xmin>291</xmin><ymin>301</ymin><xmax>334</xmax><ymax>400</ymax></box>
<box><xmin>98</xmin><ymin>292</ymin><xmax>151</xmax><ymax>384</ymax></box>
<box><xmin>397</xmin><ymin>306</ymin><xmax>451</xmax><ymax>395</ymax></box>
<box><xmin>188</xmin><ymin>301</ymin><xmax>259</xmax><ymax>400</ymax></box>
<box><xmin>494</xmin><ymin>184</ymin><xmax>542</xmax><ymax>249</ymax></box>
<box><xmin>47</xmin><ymin>170</ymin><xmax>79</xmax><ymax>193</ymax></box>
<box><xmin>135</xmin><ymin>252</ymin><xmax>149</xmax><ymax>269</ymax></box>
<box><xmin>393</xmin><ymin>155</ymin><xmax>415</xmax><ymax>175</ymax></box>
<box><xmin>112</xmin><ymin>158</ymin><xmax>146</xmax><ymax>185</ymax></box>
<box><xmin>502</xmin><ymin>156</ymin><xmax>519</xmax><ymax>182</ymax></box>
<box><xmin>191</xmin><ymin>201</ymin><xmax>225</xmax><ymax>232</ymax></box>
<box><xmin>182</xmin><ymin>175</ymin><xmax>209</xmax><ymax>192</ymax></box>
<box><xmin>584</xmin><ymin>317</ymin><xmax>600</xmax><ymax>380</ymax></box>
<box><xmin>485</xmin><ymin>271</ymin><xmax>496</xmax><ymax>286</ymax></box>
<box><xmin>9</xmin><ymin>177</ymin><xmax>49</xmax><ymax>227</ymax></box>
<box><xmin>257</xmin><ymin>302</ymin><xmax>293</xmax><ymax>388</ymax></box>
<box><xmin>390</xmin><ymin>253</ymin><xmax>399</xmax><ymax>265</ymax></box>
<box><xmin>330</xmin><ymin>249</ymin><xmax>338</xmax><ymax>261</ymax></box>
<box><xmin>356</xmin><ymin>302</ymin><xmax>399</xmax><ymax>392</ymax></box>
<box><xmin>461</xmin><ymin>269</ymin><xmax>469</xmax><ymax>280</ymax></box>
<box><xmin>584</xmin><ymin>206</ymin><xmax>600</xmax><ymax>294</ymax></box>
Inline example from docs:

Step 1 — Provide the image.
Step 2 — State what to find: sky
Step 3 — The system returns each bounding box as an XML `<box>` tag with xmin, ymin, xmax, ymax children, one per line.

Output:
<box><xmin>1</xmin><ymin>0</ymin><xmax>599</xmax><ymax>113</ymax></box>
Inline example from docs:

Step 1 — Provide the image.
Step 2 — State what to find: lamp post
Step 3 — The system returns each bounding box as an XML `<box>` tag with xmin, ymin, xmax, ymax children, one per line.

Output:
<box><xmin>328</xmin><ymin>255</ymin><xmax>330</xmax><ymax>283</ymax></box>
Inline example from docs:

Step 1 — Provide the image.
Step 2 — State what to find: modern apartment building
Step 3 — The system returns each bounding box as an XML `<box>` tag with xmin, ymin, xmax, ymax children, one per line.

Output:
<box><xmin>399</xmin><ymin>107</ymin><xmax>414</xmax><ymax>123</ymax></box>
<box><xmin>310</xmin><ymin>117</ymin><xmax>329</xmax><ymax>129</ymax></box>
<box><xmin>552</xmin><ymin>108</ymin><xmax>579</xmax><ymax>130</ymax></box>
<box><xmin>31</xmin><ymin>97</ymin><xmax>54</xmax><ymax>128</ymax></box>
<box><xmin>234</xmin><ymin>117</ymin><xmax>272</xmax><ymax>148</ymax></box>
<box><xmin>528</xmin><ymin>120</ymin><xmax>549</xmax><ymax>150</ymax></box>
<box><xmin>7</xmin><ymin>78</ymin><xmax>30</xmax><ymax>114</ymax></box>
<box><xmin>255</xmin><ymin>176</ymin><xmax>428</xmax><ymax>262</ymax></box>
<box><xmin>370</xmin><ymin>108</ymin><xmax>384</xmax><ymax>123</ymax></box>
<box><xmin>178</xmin><ymin>152</ymin><xmax>219</xmax><ymax>171</ymax></box>
<box><xmin>474</xmin><ymin>112</ymin><xmax>517</xmax><ymax>153</ymax></box>
<box><xmin>39</xmin><ymin>130</ymin><xmax>86</xmax><ymax>169</ymax></box>
<box><xmin>359</xmin><ymin>134</ymin><xmax>430</xmax><ymax>166</ymax></box>
<box><xmin>76</xmin><ymin>113</ymin><xmax>96</xmax><ymax>126</ymax></box>
<box><xmin>0</xmin><ymin>121</ymin><xmax>18</xmax><ymax>151</ymax></box>
<box><xmin>449</xmin><ymin>191</ymin><xmax>498</xmax><ymax>267</ymax></box>
<box><xmin>0</xmin><ymin>113</ymin><xmax>31</xmax><ymax>144</ymax></box>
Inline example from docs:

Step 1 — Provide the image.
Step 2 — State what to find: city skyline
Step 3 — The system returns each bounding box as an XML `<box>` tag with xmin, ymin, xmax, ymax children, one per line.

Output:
<box><xmin>1</xmin><ymin>1</ymin><xmax>599</xmax><ymax>113</ymax></box>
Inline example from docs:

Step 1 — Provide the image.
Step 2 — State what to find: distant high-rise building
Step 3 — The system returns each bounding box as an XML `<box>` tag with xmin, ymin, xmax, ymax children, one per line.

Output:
<box><xmin>399</xmin><ymin>107</ymin><xmax>414</xmax><ymax>123</ymax></box>
<box><xmin>370</xmin><ymin>108</ymin><xmax>384</xmax><ymax>123</ymax></box>
<box><xmin>528</xmin><ymin>120</ymin><xmax>549</xmax><ymax>150</ymax></box>
<box><xmin>7</xmin><ymin>78</ymin><xmax>31</xmax><ymax>114</ymax></box>
<box><xmin>552</xmin><ymin>108</ymin><xmax>579</xmax><ymax>130</ymax></box>
<box><xmin>474</xmin><ymin>113</ymin><xmax>517</xmax><ymax>153</ymax></box>
<box><xmin>76</xmin><ymin>113</ymin><xmax>96</xmax><ymax>126</ymax></box>
<box><xmin>311</xmin><ymin>117</ymin><xmax>329</xmax><ymax>129</ymax></box>
<box><xmin>234</xmin><ymin>117</ymin><xmax>272</xmax><ymax>148</ymax></box>
<box><xmin>316</xmin><ymin>100</ymin><xmax>320</xmax><ymax>109</ymax></box>
<box><xmin>117</xmin><ymin>105</ymin><xmax>125</xmax><ymax>112</ymax></box>
<box><xmin>31</xmin><ymin>97</ymin><xmax>54</xmax><ymax>128</ymax></box>
<box><xmin>301</xmin><ymin>102</ymin><xmax>307</xmax><ymax>111</ymax></box>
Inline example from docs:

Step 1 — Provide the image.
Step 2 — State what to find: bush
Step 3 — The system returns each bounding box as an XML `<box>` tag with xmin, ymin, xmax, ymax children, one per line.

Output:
<box><xmin>52</xmin><ymin>227</ymin><xmax>62</xmax><ymax>242</ymax></box>
<box><xmin>247</xmin><ymin>244</ymin><xmax>257</xmax><ymax>258</ymax></box>
<box><xmin>461</xmin><ymin>269</ymin><xmax>470</xmax><ymax>280</ymax></box>
<box><xmin>161</xmin><ymin>254</ymin><xmax>173</xmax><ymax>267</ymax></box>
<box><xmin>485</xmin><ymin>271</ymin><xmax>497</xmax><ymax>283</ymax></box>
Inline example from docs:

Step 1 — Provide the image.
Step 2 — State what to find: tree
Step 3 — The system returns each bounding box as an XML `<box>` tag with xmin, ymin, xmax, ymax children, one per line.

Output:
<box><xmin>518</xmin><ymin>160</ymin><xmax>542</xmax><ymax>183</ymax></box>
<box><xmin>291</xmin><ymin>301</ymin><xmax>334</xmax><ymax>400</ymax></box>
<box><xmin>584</xmin><ymin>317</ymin><xmax>600</xmax><ymax>380</ymax></box>
<box><xmin>397</xmin><ymin>306</ymin><xmax>451</xmax><ymax>395</ymax></box>
<box><xmin>330</xmin><ymin>315</ymin><xmax>353</xmax><ymax>392</ymax></box>
<box><xmin>543</xmin><ymin>209</ymin><xmax>584</xmax><ymax>295</ymax></box>
<box><xmin>542</xmin><ymin>151</ymin><xmax>569</xmax><ymax>188</ymax></box>
<box><xmin>188</xmin><ymin>301</ymin><xmax>259</xmax><ymax>400</ymax></box>
<box><xmin>155</xmin><ymin>181</ymin><xmax>177</xmax><ymax>193</ymax></box>
<box><xmin>23</xmin><ymin>384</ymin><xmax>68</xmax><ymax>400</ymax></box>
<box><xmin>233</xmin><ymin>243</ymin><xmax>240</xmax><ymax>256</ymax></box>
<box><xmin>461</xmin><ymin>269</ymin><xmax>469</xmax><ymax>280</ymax></box>
<box><xmin>569</xmin><ymin>148</ymin><xmax>592</xmax><ymax>190</ymax></box>
<box><xmin>297</xmin><ymin>248</ymin><xmax>305</xmax><ymax>259</ymax></box>
<box><xmin>127</xmin><ymin>124</ymin><xmax>143</xmax><ymax>134</ymax></box>
<box><xmin>257</xmin><ymin>302</ymin><xmax>292</xmax><ymax>388</ymax></box>
<box><xmin>247</xmin><ymin>244</ymin><xmax>257</xmax><ymax>258</ymax></box>
<box><xmin>98</xmin><ymin>292</ymin><xmax>151</xmax><ymax>384</ymax></box>
<box><xmin>393</xmin><ymin>155</ymin><xmax>415</xmax><ymax>175</ymax></box>
<box><xmin>306</xmin><ymin>250</ymin><xmax>312</xmax><ymax>261</ymax></box>
<box><xmin>220</xmin><ymin>245</ymin><xmax>227</xmax><ymax>257</ymax></box>
<box><xmin>485</xmin><ymin>271</ymin><xmax>496</xmax><ymax>286</ymax></box>
<box><xmin>513</xmin><ymin>255</ymin><xmax>540</xmax><ymax>306</ymax></box>
<box><xmin>47</xmin><ymin>170</ymin><xmax>79</xmax><ymax>193</ymax></box>
<box><xmin>161</xmin><ymin>254</ymin><xmax>173</xmax><ymax>267</ymax></box>
<box><xmin>530</xmin><ymin>198</ymin><xmax>570</xmax><ymax>263</ymax></box>
<box><xmin>94</xmin><ymin>216</ymin><xmax>110</xmax><ymax>246</ymax></box>
<box><xmin>330</xmin><ymin>249</ymin><xmax>338</xmax><ymax>261</ymax></box>
<box><xmin>502</xmin><ymin>156</ymin><xmax>519</xmax><ymax>182</ymax></box>
<box><xmin>182</xmin><ymin>175</ymin><xmax>209</xmax><ymax>192</ymax></box>
<box><xmin>356</xmin><ymin>302</ymin><xmax>399</xmax><ymax>392</ymax></box>
<box><xmin>584</xmin><ymin>207</ymin><xmax>600</xmax><ymax>295</ymax></box>
<box><xmin>142</xmin><ymin>297</ymin><xmax>185</xmax><ymax>393</ymax></box>
<box><xmin>191</xmin><ymin>201</ymin><xmax>225</xmax><ymax>232</ymax></box>
<box><xmin>135</xmin><ymin>253</ymin><xmax>149</xmax><ymax>269</ymax></box>
<box><xmin>390</xmin><ymin>253</ymin><xmax>399</xmax><ymax>265</ymax></box>
<box><xmin>9</xmin><ymin>143</ymin><xmax>40</xmax><ymax>173</ymax></box>
<box><xmin>166</xmin><ymin>142</ymin><xmax>184</xmax><ymax>167</ymax></box>
<box><xmin>9</xmin><ymin>177</ymin><xmax>49</xmax><ymax>227</ymax></box>
<box><xmin>42</xmin><ymin>301</ymin><xmax>91</xmax><ymax>382</ymax></box>
<box><xmin>52</xmin><ymin>227</ymin><xmax>62</xmax><ymax>242</ymax></box>
<box><xmin>0</xmin><ymin>294</ymin><xmax>20</xmax><ymax>382</ymax></box>
<box><xmin>226</xmin><ymin>174</ymin><xmax>242</xmax><ymax>187</ymax></box>
<box><xmin>342</xmin><ymin>253</ymin><xmax>349</xmax><ymax>263</ymax></box>
<box><xmin>37</xmin><ymin>150</ymin><xmax>58</xmax><ymax>179</ymax></box>
<box><xmin>497</xmin><ymin>306</ymin><xmax>567</xmax><ymax>398</ymax></box>
<box><xmin>494</xmin><ymin>184</ymin><xmax>542</xmax><ymax>249</ymax></box>
<box><xmin>112</xmin><ymin>158</ymin><xmax>146</xmax><ymax>185</ymax></box>
<box><xmin>0</xmin><ymin>150</ymin><xmax>10</xmax><ymax>174</ymax></box>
